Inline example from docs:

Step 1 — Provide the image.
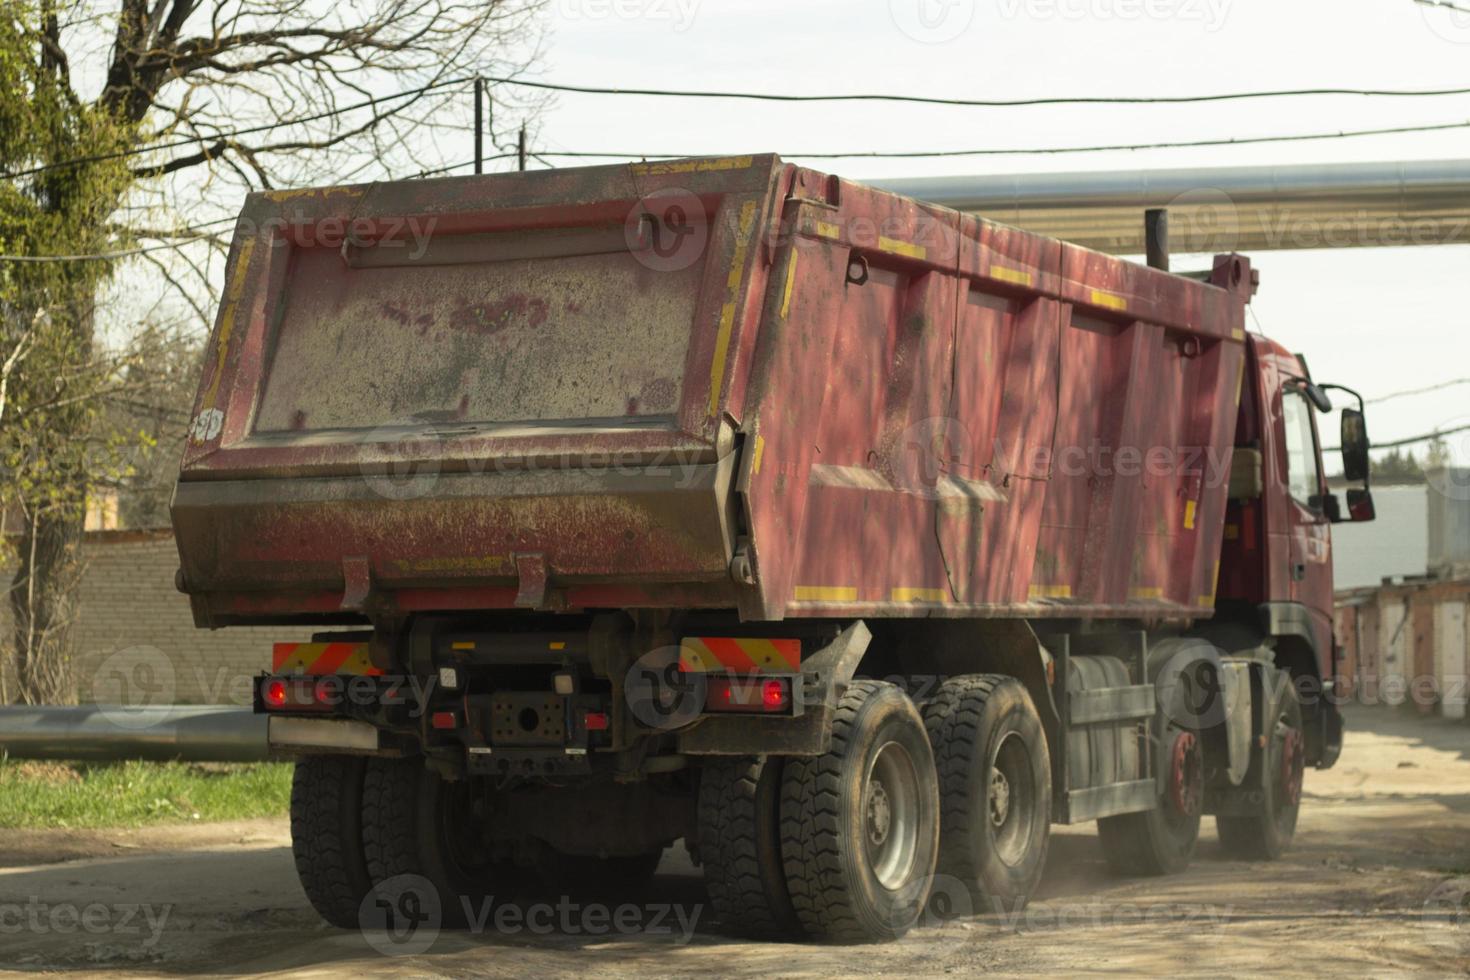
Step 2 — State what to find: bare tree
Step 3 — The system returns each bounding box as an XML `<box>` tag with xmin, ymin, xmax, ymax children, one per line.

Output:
<box><xmin>1</xmin><ymin>0</ymin><xmax>545</xmax><ymax>703</ymax></box>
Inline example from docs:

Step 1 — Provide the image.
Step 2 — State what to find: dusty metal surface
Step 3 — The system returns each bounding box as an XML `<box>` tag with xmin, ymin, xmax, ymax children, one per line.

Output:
<box><xmin>174</xmin><ymin>155</ymin><xmax>1255</xmax><ymax>627</ymax></box>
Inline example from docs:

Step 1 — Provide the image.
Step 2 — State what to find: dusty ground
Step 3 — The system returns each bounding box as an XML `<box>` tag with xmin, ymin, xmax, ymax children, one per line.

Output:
<box><xmin>1</xmin><ymin>705</ymin><xmax>1467</xmax><ymax>978</ymax></box>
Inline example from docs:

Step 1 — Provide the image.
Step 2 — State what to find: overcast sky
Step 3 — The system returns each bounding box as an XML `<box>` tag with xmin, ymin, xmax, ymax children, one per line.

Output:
<box><xmin>500</xmin><ymin>0</ymin><xmax>1470</xmax><ymax>463</ymax></box>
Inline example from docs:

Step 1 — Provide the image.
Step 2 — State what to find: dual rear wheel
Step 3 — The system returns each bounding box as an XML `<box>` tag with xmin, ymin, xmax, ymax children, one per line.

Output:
<box><xmin>699</xmin><ymin>675</ymin><xmax>1054</xmax><ymax>942</ymax></box>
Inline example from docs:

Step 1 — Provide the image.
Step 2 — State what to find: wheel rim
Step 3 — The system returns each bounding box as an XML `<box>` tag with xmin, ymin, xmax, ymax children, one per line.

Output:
<box><xmin>990</xmin><ymin>731</ymin><xmax>1037</xmax><ymax>868</ymax></box>
<box><xmin>1278</xmin><ymin>721</ymin><xmax>1304</xmax><ymax>808</ymax></box>
<box><xmin>863</xmin><ymin>740</ymin><xmax>921</xmax><ymax>891</ymax></box>
<box><xmin>1166</xmin><ymin>731</ymin><xmax>1203</xmax><ymax>822</ymax></box>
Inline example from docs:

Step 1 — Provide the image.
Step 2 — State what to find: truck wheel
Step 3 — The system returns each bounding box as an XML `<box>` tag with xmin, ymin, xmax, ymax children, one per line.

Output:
<box><xmin>1097</xmin><ymin>724</ymin><xmax>1203</xmax><ymax>876</ymax></box>
<box><xmin>362</xmin><ymin>757</ymin><xmax>504</xmax><ymax>928</ymax></box>
<box><xmin>698</xmin><ymin>756</ymin><xmax>801</xmax><ymax>938</ymax></box>
<box><xmin>922</xmin><ymin>675</ymin><xmax>1051</xmax><ymax>914</ymax></box>
<box><xmin>780</xmin><ymin>680</ymin><xmax>940</xmax><ymax>943</ymax></box>
<box><xmin>1216</xmin><ymin>679</ymin><xmax>1305</xmax><ymax>860</ymax></box>
<box><xmin>290</xmin><ymin>755</ymin><xmax>373</xmax><ymax>928</ymax></box>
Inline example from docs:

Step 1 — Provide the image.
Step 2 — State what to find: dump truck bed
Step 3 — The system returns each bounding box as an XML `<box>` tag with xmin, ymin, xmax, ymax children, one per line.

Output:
<box><xmin>173</xmin><ymin>154</ymin><xmax>1254</xmax><ymax>626</ymax></box>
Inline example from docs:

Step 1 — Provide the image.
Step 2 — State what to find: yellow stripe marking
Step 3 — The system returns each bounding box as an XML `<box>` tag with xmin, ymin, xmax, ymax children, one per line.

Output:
<box><xmin>1090</xmin><ymin>289</ymin><xmax>1128</xmax><ymax>311</ymax></box>
<box><xmin>1232</xmin><ymin>327</ymin><xmax>1246</xmax><ymax>340</ymax></box>
<box><xmin>1028</xmin><ymin>584</ymin><xmax>1073</xmax><ymax>599</ymax></box>
<box><xmin>630</xmin><ymin>156</ymin><xmax>753</xmax><ymax>177</ymax></box>
<box><xmin>991</xmin><ymin>265</ymin><xmax>1035</xmax><ymax>287</ymax></box>
<box><xmin>878</xmin><ymin>236</ymin><xmax>927</xmax><ymax>260</ymax></box>
<box><xmin>707</xmin><ymin>200</ymin><xmax>758</xmax><ymax>417</ymax></box>
<box><xmin>201</xmin><ymin>237</ymin><xmax>256</xmax><ymax>412</ymax></box>
<box><xmin>549</xmin><ymin>641</ymin><xmax>566</xmax><ymax>651</ymax></box>
<box><xmin>677</xmin><ymin>638</ymin><xmax>724</xmax><ymax>672</ymax></box>
<box><xmin>747</xmin><ymin>639</ymin><xmax>787</xmax><ymax>670</ymax></box>
<box><xmin>751</xmin><ymin>434</ymin><xmax>766</xmax><ymax>475</ymax></box>
<box><xmin>780</xmin><ymin>252</ymin><xmax>799</xmax><ymax>318</ymax></box>
<box><xmin>1129</xmin><ymin>587</ymin><xmax>1165</xmax><ymax>600</ymax></box>
<box><xmin>452</xmin><ymin>641</ymin><xmax>476</xmax><ymax>650</ymax></box>
<box><xmin>793</xmin><ymin>586</ymin><xmax>859</xmax><ymax>602</ymax></box>
<box><xmin>1184</xmin><ymin>500</ymin><xmax>1198</xmax><ymax>530</ymax></box>
<box><xmin>813</xmin><ymin>220</ymin><xmax>842</xmax><ymax>240</ymax></box>
<box><xmin>892</xmin><ymin>587</ymin><xmax>949</xmax><ymax>603</ymax></box>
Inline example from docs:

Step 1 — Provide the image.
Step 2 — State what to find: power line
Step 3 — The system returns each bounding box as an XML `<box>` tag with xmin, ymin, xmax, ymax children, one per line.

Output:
<box><xmin>519</xmin><ymin>118</ymin><xmax>1470</xmax><ymax>160</ymax></box>
<box><xmin>1361</xmin><ymin>422</ymin><xmax>1470</xmax><ymax>452</ymax></box>
<box><xmin>484</xmin><ymin>75</ymin><xmax>1470</xmax><ymax>108</ymax></box>
<box><xmin>1366</xmin><ymin>377</ymin><xmax>1470</xmax><ymax>405</ymax></box>
<box><xmin>1</xmin><ymin>76</ymin><xmax>472</xmax><ymax>181</ymax></box>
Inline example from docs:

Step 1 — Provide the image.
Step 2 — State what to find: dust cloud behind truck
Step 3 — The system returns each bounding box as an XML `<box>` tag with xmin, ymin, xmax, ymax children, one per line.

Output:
<box><xmin>172</xmin><ymin>154</ymin><xmax>1375</xmax><ymax>942</ymax></box>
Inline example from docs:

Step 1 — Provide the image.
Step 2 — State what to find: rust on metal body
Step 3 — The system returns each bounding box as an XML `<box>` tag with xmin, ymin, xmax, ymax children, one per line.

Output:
<box><xmin>173</xmin><ymin>155</ymin><xmax>1255</xmax><ymax>628</ymax></box>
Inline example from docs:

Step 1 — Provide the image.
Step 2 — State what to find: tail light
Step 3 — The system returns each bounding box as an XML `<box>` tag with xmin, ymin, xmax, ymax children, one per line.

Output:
<box><xmin>704</xmin><ymin>676</ymin><xmax>793</xmax><ymax>714</ymax></box>
<box><xmin>257</xmin><ymin>675</ymin><xmax>331</xmax><ymax>712</ymax></box>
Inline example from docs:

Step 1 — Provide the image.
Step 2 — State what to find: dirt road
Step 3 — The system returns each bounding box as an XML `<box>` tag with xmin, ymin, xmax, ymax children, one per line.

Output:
<box><xmin>1</xmin><ymin>705</ymin><xmax>1467</xmax><ymax>978</ymax></box>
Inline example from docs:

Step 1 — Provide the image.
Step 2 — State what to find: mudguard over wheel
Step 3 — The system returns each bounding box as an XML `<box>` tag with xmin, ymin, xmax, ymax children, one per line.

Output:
<box><xmin>698</xmin><ymin>756</ymin><xmax>801</xmax><ymax>938</ymax></box>
<box><xmin>1217</xmin><ymin>674</ymin><xmax>1305</xmax><ymax>860</ymax></box>
<box><xmin>1097</xmin><ymin>722</ymin><xmax>1203</xmax><ymax>876</ymax></box>
<box><xmin>362</xmin><ymin>757</ymin><xmax>508</xmax><ymax>928</ymax></box>
<box><xmin>922</xmin><ymin>675</ymin><xmax>1052</xmax><ymax>913</ymax></box>
<box><xmin>290</xmin><ymin>754</ymin><xmax>374</xmax><ymax>928</ymax></box>
<box><xmin>780</xmin><ymin>680</ymin><xmax>940</xmax><ymax>943</ymax></box>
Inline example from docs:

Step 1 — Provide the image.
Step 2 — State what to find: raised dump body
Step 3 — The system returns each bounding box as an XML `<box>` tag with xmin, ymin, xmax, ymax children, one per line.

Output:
<box><xmin>173</xmin><ymin>154</ymin><xmax>1255</xmax><ymax>627</ymax></box>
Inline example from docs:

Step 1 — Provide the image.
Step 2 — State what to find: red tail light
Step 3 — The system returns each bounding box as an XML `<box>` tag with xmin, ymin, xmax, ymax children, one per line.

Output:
<box><xmin>264</xmin><ymin>678</ymin><xmax>288</xmax><ymax>708</ymax></box>
<box><xmin>704</xmin><ymin>676</ymin><xmax>793</xmax><ymax>714</ymax></box>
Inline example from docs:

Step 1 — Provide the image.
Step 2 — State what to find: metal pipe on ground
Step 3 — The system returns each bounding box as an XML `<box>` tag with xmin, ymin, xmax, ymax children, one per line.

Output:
<box><xmin>0</xmin><ymin>705</ymin><xmax>268</xmax><ymax>763</ymax></box>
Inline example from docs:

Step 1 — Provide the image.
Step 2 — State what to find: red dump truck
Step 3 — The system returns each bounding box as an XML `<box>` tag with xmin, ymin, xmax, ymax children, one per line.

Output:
<box><xmin>172</xmin><ymin>154</ymin><xmax>1376</xmax><ymax>942</ymax></box>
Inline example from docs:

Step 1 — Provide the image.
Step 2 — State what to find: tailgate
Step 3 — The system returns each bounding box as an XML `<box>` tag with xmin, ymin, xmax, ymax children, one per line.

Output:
<box><xmin>174</xmin><ymin>156</ymin><xmax>785</xmax><ymax>623</ymax></box>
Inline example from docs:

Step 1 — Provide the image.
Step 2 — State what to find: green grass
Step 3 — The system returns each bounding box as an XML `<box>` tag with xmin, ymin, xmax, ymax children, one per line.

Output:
<box><xmin>0</xmin><ymin>758</ymin><xmax>293</xmax><ymax>829</ymax></box>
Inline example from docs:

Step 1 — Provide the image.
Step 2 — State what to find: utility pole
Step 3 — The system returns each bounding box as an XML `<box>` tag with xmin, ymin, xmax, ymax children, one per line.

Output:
<box><xmin>473</xmin><ymin>78</ymin><xmax>484</xmax><ymax>174</ymax></box>
<box><xmin>517</xmin><ymin>124</ymin><xmax>527</xmax><ymax>172</ymax></box>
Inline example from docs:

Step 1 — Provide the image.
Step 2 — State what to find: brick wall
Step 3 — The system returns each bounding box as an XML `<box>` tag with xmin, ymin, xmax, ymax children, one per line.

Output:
<box><xmin>3</xmin><ymin>529</ymin><xmax>316</xmax><ymax>705</ymax></box>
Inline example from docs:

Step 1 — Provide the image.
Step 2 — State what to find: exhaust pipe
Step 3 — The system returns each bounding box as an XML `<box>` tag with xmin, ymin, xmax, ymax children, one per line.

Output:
<box><xmin>0</xmin><ymin>705</ymin><xmax>268</xmax><ymax>763</ymax></box>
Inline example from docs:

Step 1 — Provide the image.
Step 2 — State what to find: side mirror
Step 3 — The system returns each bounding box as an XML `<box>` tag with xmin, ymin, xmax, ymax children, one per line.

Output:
<box><xmin>1346</xmin><ymin>487</ymin><xmax>1376</xmax><ymax>523</ymax></box>
<box><xmin>1341</xmin><ymin>408</ymin><xmax>1370</xmax><ymax>483</ymax></box>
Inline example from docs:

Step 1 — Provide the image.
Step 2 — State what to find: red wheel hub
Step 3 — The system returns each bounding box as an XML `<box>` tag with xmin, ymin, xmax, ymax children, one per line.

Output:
<box><xmin>1168</xmin><ymin>731</ymin><xmax>1203</xmax><ymax>817</ymax></box>
<box><xmin>1280</xmin><ymin>726</ymin><xmax>1305</xmax><ymax>806</ymax></box>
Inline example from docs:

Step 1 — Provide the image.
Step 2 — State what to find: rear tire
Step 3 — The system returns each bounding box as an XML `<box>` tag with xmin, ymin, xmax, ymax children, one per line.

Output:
<box><xmin>922</xmin><ymin>675</ymin><xmax>1052</xmax><ymax>913</ymax></box>
<box><xmin>781</xmin><ymin>680</ymin><xmax>940</xmax><ymax>943</ymax></box>
<box><xmin>1217</xmin><ymin>676</ymin><xmax>1304</xmax><ymax>860</ymax></box>
<box><xmin>290</xmin><ymin>755</ymin><xmax>373</xmax><ymax>928</ymax></box>
<box><xmin>362</xmin><ymin>757</ymin><xmax>509</xmax><ymax>928</ymax></box>
<box><xmin>1097</xmin><ymin>723</ymin><xmax>1202</xmax><ymax>876</ymax></box>
<box><xmin>698</xmin><ymin>756</ymin><xmax>801</xmax><ymax>938</ymax></box>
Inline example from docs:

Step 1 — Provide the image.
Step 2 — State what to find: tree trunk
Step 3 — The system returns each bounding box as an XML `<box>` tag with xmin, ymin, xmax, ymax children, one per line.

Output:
<box><xmin>9</xmin><ymin>505</ymin><xmax>84</xmax><ymax>704</ymax></box>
